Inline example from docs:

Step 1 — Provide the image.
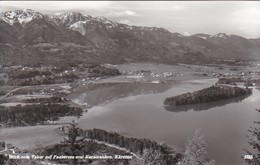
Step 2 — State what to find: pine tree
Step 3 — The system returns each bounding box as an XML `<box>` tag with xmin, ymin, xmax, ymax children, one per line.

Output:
<box><xmin>62</xmin><ymin>121</ymin><xmax>86</xmax><ymax>165</ymax></box>
<box><xmin>179</xmin><ymin>129</ymin><xmax>215</xmax><ymax>165</ymax></box>
<box><xmin>244</xmin><ymin>109</ymin><xmax>260</xmax><ymax>164</ymax></box>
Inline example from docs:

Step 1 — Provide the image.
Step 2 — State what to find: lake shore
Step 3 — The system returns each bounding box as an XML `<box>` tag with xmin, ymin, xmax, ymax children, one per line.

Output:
<box><xmin>0</xmin><ymin>77</ymin><xmax>215</xmax><ymax>150</ymax></box>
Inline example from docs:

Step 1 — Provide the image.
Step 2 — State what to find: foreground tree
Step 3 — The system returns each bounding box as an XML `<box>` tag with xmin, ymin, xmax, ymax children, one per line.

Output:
<box><xmin>0</xmin><ymin>154</ymin><xmax>8</xmax><ymax>165</ymax></box>
<box><xmin>129</xmin><ymin>148</ymin><xmax>166</xmax><ymax>165</ymax></box>
<box><xmin>62</xmin><ymin>121</ymin><xmax>86</xmax><ymax>165</ymax></box>
<box><xmin>244</xmin><ymin>109</ymin><xmax>260</xmax><ymax>164</ymax></box>
<box><xmin>179</xmin><ymin>129</ymin><xmax>215</xmax><ymax>165</ymax></box>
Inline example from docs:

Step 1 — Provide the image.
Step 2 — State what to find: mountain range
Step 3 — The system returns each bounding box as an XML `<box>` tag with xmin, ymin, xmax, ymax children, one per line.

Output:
<box><xmin>0</xmin><ymin>9</ymin><xmax>259</xmax><ymax>66</ymax></box>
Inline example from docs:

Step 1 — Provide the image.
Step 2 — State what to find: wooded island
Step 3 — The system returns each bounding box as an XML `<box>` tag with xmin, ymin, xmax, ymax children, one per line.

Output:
<box><xmin>164</xmin><ymin>85</ymin><xmax>252</xmax><ymax>107</ymax></box>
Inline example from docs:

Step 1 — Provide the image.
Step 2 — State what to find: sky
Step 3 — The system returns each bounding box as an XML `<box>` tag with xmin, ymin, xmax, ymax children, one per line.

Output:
<box><xmin>0</xmin><ymin>1</ymin><xmax>260</xmax><ymax>38</ymax></box>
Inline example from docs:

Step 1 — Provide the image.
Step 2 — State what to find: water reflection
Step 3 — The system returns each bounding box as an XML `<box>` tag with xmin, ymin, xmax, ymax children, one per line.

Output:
<box><xmin>70</xmin><ymin>82</ymin><xmax>172</xmax><ymax>108</ymax></box>
<box><xmin>164</xmin><ymin>94</ymin><xmax>251</xmax><ymax>112</ymax></box>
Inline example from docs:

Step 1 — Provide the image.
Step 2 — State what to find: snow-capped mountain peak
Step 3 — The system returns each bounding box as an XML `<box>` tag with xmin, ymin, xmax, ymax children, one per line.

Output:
<box><xmin>69</xmin><ymin>21</ymin><xmax>88</xmax><ymax>35</ymax></box>
<box><xmin>94</xmin><ymin>16</ymin><xmax>118</xmax><ymax>28</ymax></box>
<box><xmin>183</xmin><ymin>32</ymin><xmax>191</xmax><ymax>36</ymax></box>
<box><xmin>198</xmin><ymin>36</ymin><xmax>207</xmax><ymax>40</ymax></box>
<box><xmin>0</xmin><ymin>9</ymin><xmax>43</xmax><ymax>26</ymax></box>
<box><xmin>212</xmin><ymin>33</ymin><xmax>231</xmax><ymax>39</ymax></box>
<box><xmin>192</xmin><ymin>34</ymin><xmax>211</xmax><ymax>40</ymax></box>
<box><xmin>48</xmin><ymin>12</ymin><xmax>90</xmax><ymax>27</ymax></box>
<box><xmin>171</xmin><ymin>33</ymin><xmax>183</xmax><ymax>38</ymax></box>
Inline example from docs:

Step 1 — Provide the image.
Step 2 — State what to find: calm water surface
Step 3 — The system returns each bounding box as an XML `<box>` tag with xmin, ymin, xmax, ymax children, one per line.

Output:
<box><xmin>78</xmin><ymin>79</ymin><xmax>260</xmax><ymax>165</ymax></box>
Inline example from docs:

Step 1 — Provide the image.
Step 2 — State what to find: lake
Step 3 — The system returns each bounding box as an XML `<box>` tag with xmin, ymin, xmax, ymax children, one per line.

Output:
<box><xmin>78</xmin><ymin>79</ymin><xmax>260</xmax><ymax>165</ymax></box>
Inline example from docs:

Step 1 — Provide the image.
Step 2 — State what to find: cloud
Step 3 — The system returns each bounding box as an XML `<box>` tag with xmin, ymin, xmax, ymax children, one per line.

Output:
<box><xmin>232</xmin><ymin>7</ymin><xmax>260</xmax><ymax>37</ymax></box>
<box><xmin>0</xmin><ymin>1</ymin><xmax>112</xmax><ymax>11</ymax></box>
<box><xmin>112</xmin><ymin>10</ymin><xmax>140</xmax><ymax>17</ymax></box>
<box><xmin>170</xmin><ymin>5</ymin><xmax>184</xmax><ymax>11</ymax></box>
<box><xmin>124</xmin><ymin>10</ymin><xmax>136</xmax><ymax>16</ymax></box>
<box><xmin>233</xmin><ymin>8</ymin><xmax>260</xmax><ymax>24</ymax></box>
<box><xmin>119</xmin><ymin>19</ymin><xmax>130</xmax><ymax>24</ymax></box>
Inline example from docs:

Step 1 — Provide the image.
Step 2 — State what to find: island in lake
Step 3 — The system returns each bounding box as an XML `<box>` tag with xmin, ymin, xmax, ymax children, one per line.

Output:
<box><xmin>164</xmin><ymin>85</ymin><xmax>252</xmax><ymax>107</ymax></box>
